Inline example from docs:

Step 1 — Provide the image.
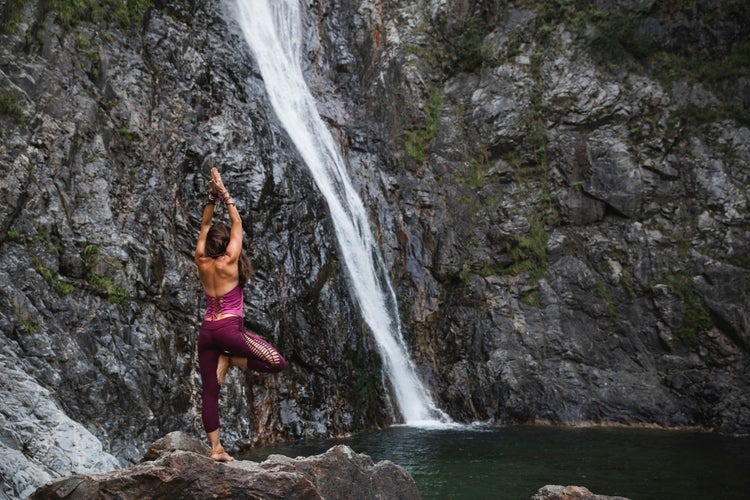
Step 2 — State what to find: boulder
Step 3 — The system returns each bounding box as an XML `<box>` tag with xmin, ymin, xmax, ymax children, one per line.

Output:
<box><xmin>30</xmin><ymin>432</ymin><xmax>420</xmax><ymax>500</ymax></box>
<box><xmin>532</xmin><ymin>485</ymin><xmax>631</xmax><ymax>500</ymax></box>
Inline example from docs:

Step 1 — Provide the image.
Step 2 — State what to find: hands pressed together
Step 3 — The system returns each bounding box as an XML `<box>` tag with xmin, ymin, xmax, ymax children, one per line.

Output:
<box><xmin>210</xmin><ymin>167</ymin><xmax>226</xmax><ymax>195</ymax></box>
<box><xmin>208</xmin><ymin>167</ymin><xmax>233</xmax><ymax>206</ymax></box>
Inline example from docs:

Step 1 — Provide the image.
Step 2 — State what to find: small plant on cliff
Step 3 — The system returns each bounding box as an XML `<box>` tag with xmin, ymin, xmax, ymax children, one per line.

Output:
<box><xmin>21</xmin><ymin>318</ymin><xmax>37</xmax><ymax>333</ymax></box>
<box><xmin>441</xmin><ymin>16</ymin><xmax>490</xmax><ymax>74</ymax></box>
<box><xmin>520</xmin><ymin>289</ymin><xmax>542</xmax><ymax>308</ymax></box>
<box><xmin>42</xmin><ymin>0</ymin><xmax>153</xmax><ymax>31</ymax></box>
<box><xmin>119</xmin><ymin>126</ymin><xmax>136</xmax><ymax>142</ymax></box>
<box><xmin>404</xmin><ymin>87</ymin><xmax>442</xmax><ymax>164</ymax></box>
<box><xmin>81</xmin><ymin>244</ymin><xmax>127</xmax><ymax>303</ymax></box>
<box><xmin>662</xmin><ymin>273</ymin><xmax>713</xmax><ymax>344</ymax></box>
<box><xmin>501</xmin><ymin>216</ymin><xmax>549</xmax><ymax>282</ymax></box>
<box><xmin>33</xmin><ymin>259</ymin><xmax>75</xmax><ymax>296</ymax></box>
<box><xmin>5</xmin><ymin>229</ymin><xmax>23</xmax><ymax>243</ymax></box>
<box><xmin>454</xmin><ymin>147</ymin><xmax>491</xmax><ymax>189</ymax></box>
<box><xmin>88</xmin><ymin>274</ymin><xmax>127</xmax><ymax>304</ymax></box>
<box><xmin>0</xmin><ymin>0</ymin><xmax>25</xmax><ymax>35</ymax></box>
<box><xmin>523</xmin><ymin>50</ymin><xmax>549</xmax><ymax>178</ymax></box>
<box><xmin>83</xmin><ymin>244</ymin><xmax>100</xmax><ymax>269</ymax></box>
<box><xmin>0</xmin><ymin>91</ymin><xmax>24</xmax><ymax>122</ymax></box>
<box><xmin>594</xmin><ymin>277</ymin><xmax>619</xmax><ymax>326</ymax></box>
<box><xmin>425</xmin><ymin>6</ymin><xmax>493</xmax><ymax>75</ymax></box>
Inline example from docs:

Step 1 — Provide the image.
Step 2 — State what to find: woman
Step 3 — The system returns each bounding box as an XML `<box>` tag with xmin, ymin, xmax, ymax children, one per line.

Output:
<box><xmin>194</xmin><ymin>167</ymin><xmax>286</xmax><ymax>462</ymax></box>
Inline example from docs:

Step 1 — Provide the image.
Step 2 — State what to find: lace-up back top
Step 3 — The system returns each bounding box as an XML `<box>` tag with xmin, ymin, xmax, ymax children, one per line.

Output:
<box><xmin>204</xmin><ymin>284</ymin><xmax>244</xmax><ymax>320</ymax></box>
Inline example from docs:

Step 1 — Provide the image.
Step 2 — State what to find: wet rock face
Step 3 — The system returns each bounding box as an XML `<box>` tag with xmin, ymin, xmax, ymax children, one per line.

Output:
<box><xmin>323</xmin><ymin>0</ymin><xmax>750</xmax><ymax>434</ymax></box>
<box><xmin>1</xmin><ymin>0</ymin><xmax>750</xmax><ymax>496</ymax></box>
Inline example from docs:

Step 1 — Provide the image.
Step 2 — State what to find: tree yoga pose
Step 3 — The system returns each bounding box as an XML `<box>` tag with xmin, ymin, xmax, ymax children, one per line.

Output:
<box><xmin>194</xmin><ymin>167</ymin><xmax>286</xmax><ymax>462</ymax></box>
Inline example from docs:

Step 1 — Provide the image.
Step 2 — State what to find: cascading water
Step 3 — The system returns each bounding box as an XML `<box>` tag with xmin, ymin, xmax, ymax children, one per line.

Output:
<box><xmin>232</xmin><ymin>0</ymin><xmax>451</xmax><ymax>426</ymax></box>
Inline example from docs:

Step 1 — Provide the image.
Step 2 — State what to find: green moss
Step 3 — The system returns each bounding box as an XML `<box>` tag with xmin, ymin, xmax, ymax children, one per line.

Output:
<box><xmin>35</xmin><ymin>263</ymin><xmax>54</xmax><ymax>282</ymax></box>
<box><xmin>34</xmin><ymin>230</ymin><xmax>50</xmax><ymax>247</ymax></box>
<box><xmin>526</xmin><ymin>0</ymin><xmax>750</xmax><ymax>127</ymax></box>
<box><xmin>500</xmin><ymin>216</ymin><xmax>549</xmax><ymax>282</ymax></box>
<box><xmin>21</xmin><ymin>318</ymin><xmax>37</xmax><ymax>333</ymax></box>
<box><xmin>595</xmin><ymin>278</ymin><xmax>619</xmax><ymax>325</ymax></box>
<box><xmin>443</xmin><ymin>16</ymin><xmax>490</xmax><ymax>73</ymax></box>
<box><xmin>5</xmin><ymin>229</ymin><xmax>22</xmax><ymax>243</ymax></box>
<box><xmin>588</xmin><ymin>10</ymin><xmax>650</xmax><ymax>60</ymax></box>
<box><xmin>88</xmin><ymin>274</ymin><xmax>127</xmax><ymax>304</ymax></box>
<box><xmin>646</xmin><ymin>27</ymin><xmax>750</xmax><ymax>87</ymax></box>
<box><xmin>525</xmin><ymin>114</ymin><xmax>548</xmax><ymax>169</ymax></box>
<box><xmin>505</xmin><ymin>37</ymin><xmax>549</xmax><ymax>184</ymax></box>
<box><xmin>727</xmin><ymin>253</ymin><xmax>750</xmax><ymax>270</ymax></box>
<box><xmin>534</xmin><ymin>0</ymin><xmax>597</xmax><ymax>31</ymax></box>
<box><xmin>455</xmin><ymin>260</ymin><xmax>472</xmax><ymax>284</ymax></box>
<box><xmin>81</xmin><ymin>244</ymin><xmax>127</xmax><ymax>303</ymax></box>
<box><xmin>42</xmin><ymin>0</ymin><xmax>91</xmax><ymax>30</ymax></box>
<box><xmin>0</xmin><ymin>91</ymin><xmax>24</xmax><ymax>122</ymax></box>
<box><xmin>477</xmin><ymin>263</ymin><xmax>505</xmax><ymax>278</ymax></box>
<box><xmin>520</xmin><ymin>289</ymin><xmax>541</xmax><ymax>308</ymax></box>
<box><xmin>42</xmin><ymin>0</ymin><xmax>153</xmax><ymax>31</ymax></box>
<box><xmin>404</xmin><ymin>87</ymin><xmax>442</xmax><ymax>164</ymax></box>
<box><xmin>455</xmin><ymin>148</ymin><xmax>491</xmax><ymax>189</ymax></box>
<box><xmin>0</xmin><ymin>0</ymin><xmax>25</xmax><ymax>35</ymax></box>
<box><xmin>119</xmin><ymin>126</ymin><xmax>135</xmax><ymax>142</ymax></box>
<box><xmin>83</xmin><ymin>244</ymin><xmax>100</xmax><ymax>268</ymax></box>
<box><xmin>620</xmin><ymin>268</ymin><xmax>637</xmax><ymax>300</ymax></box>
<box><xmin>423</xmin><ymin>8</ymin><xmax>493</xmax><ymax>75</ymax></box>
<box><xmin>662</xmin><ymin>273</ymin><xmax>713</xmax><ymax>344</ymax></box>
<box><xmin>668</xmin><ymin>100</ymin><xmax>750</xmax><ymax>130</ymax></box>
<box><xmin>33</xmin><ymin>259</ymin><xmax>76</xmax><ymax>296</ymax></box>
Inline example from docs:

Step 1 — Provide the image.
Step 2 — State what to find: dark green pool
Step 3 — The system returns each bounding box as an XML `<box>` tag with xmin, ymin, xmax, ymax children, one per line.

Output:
<box><xmin>238</xmin><ymin>425</ymin><xmax>750</xmax><ymax>499</ymax></box>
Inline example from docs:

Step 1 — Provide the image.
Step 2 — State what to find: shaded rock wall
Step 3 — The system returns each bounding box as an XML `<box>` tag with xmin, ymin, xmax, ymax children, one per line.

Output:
<box><xmin>324</xmin><ymin>0</ymin><xmax>750</xmax><ymax>431</ymax></box>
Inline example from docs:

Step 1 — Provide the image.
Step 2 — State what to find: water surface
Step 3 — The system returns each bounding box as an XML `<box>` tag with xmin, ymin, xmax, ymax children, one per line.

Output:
<box><xmin>239</xmin><ymin>425</ymin><xmax>750</xmax><ymax>499</ymax></box>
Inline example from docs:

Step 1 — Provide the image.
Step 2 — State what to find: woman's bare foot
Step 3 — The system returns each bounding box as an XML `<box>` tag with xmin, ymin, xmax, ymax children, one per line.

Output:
<box><xmin>209</xmin><ymin>446</ymin><xmax>234</xmax><ymax>462</ymax></box>
<box><xmin>217</xmin><ymin>354</ymin><xmax>230</xmax><ymax>386</ymax></box>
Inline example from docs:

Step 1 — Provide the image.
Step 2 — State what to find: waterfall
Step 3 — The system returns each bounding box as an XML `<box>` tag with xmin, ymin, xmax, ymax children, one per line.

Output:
<box><xmin>232</xmin><ymin>0</ymin><xmax>451</xmax><ymax>426</ymax></box>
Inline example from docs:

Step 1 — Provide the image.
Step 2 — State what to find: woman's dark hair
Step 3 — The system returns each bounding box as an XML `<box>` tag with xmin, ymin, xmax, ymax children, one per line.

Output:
<box><xmin>205</xmin><ymin>221</ymin><xmax>254</xmax><ymax>285</ymax></box>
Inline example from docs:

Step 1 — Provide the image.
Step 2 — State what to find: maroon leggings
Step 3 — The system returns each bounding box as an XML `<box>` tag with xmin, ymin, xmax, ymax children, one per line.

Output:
<box><xmin>198</xmin><ymin>316</ymin><xmax>286</xmax><ymax>433</ymax></box>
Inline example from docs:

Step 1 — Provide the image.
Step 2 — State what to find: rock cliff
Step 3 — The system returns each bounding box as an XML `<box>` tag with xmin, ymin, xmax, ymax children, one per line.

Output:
<box><xmin>1</xmin><ymin>0</ymin><xmax>748</xmax><ymax>498</ymax></box>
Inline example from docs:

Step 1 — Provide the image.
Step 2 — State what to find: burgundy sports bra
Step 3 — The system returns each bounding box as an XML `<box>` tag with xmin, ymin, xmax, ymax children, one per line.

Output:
<box><xmin>204</xmin><ymin>285</ymin><xmax>244</xmax><ymax>320</ymax></box>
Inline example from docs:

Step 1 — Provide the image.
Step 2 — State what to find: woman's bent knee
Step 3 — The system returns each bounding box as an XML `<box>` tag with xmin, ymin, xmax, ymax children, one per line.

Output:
<box><xmin>273</xmin><ymin>354</ymin><xmax>286</xmax><ymax>373</ymax></box>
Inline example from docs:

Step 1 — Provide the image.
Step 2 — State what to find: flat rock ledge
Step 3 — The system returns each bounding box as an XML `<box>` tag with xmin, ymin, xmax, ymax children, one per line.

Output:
<box><xmin>30</xmin><ymin>432</ymin><xmax>420</xmax><ymax>499</ymax></box>
<box><xmin>532</xmin><ymin>485</ymin><xmax>631</xmax><ymax>500</ymax></box>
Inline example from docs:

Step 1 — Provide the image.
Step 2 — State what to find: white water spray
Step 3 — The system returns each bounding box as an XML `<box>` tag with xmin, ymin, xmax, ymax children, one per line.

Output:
<box><xmin>232</xmin><ymin>0</ymin><xmax>451</xmax><ymax>426</ymax></box>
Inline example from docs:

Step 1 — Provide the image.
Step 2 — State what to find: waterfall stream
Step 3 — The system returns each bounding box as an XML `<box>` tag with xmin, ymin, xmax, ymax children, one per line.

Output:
<box><xmin>232</xmin><ymin>0</ymin><xmax>451</xmax><ymax>426</ymax></box>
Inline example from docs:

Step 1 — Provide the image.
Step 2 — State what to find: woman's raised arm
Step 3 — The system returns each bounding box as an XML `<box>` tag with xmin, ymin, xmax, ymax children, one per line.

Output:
<box><xmin>210</xmin><ymin>168</ymin><xmax>243</xmax><ymax>263</ymax></box>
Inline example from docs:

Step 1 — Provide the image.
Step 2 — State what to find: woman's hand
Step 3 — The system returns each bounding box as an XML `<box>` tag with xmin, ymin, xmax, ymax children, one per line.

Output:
<box><xmin>209</xmin><ymin>167</ymin><xmax>234</xmax><ymax>207</ymax></box>
<box><xmin>210</xmin><ymin>167</ymin><xmax>226</xmax><ymax>195</ymax></box>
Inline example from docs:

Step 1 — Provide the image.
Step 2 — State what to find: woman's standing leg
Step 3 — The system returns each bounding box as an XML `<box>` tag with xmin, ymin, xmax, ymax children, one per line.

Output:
<box><xmin>198</xmin><ymin>324</ymin><xmax>234</xmax><ymax>461</ymax></box>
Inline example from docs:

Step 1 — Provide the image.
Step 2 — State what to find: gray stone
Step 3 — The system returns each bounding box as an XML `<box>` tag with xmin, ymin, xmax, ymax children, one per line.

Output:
<box><xmin>30</xmin><ymin>432</ymin><xmax>420</xmax><ymax>500</ymax></box>
<box><xmin>531</xmin><ymin>485</ymin><xmax>631</xmax><ymax>500</ymax></box>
